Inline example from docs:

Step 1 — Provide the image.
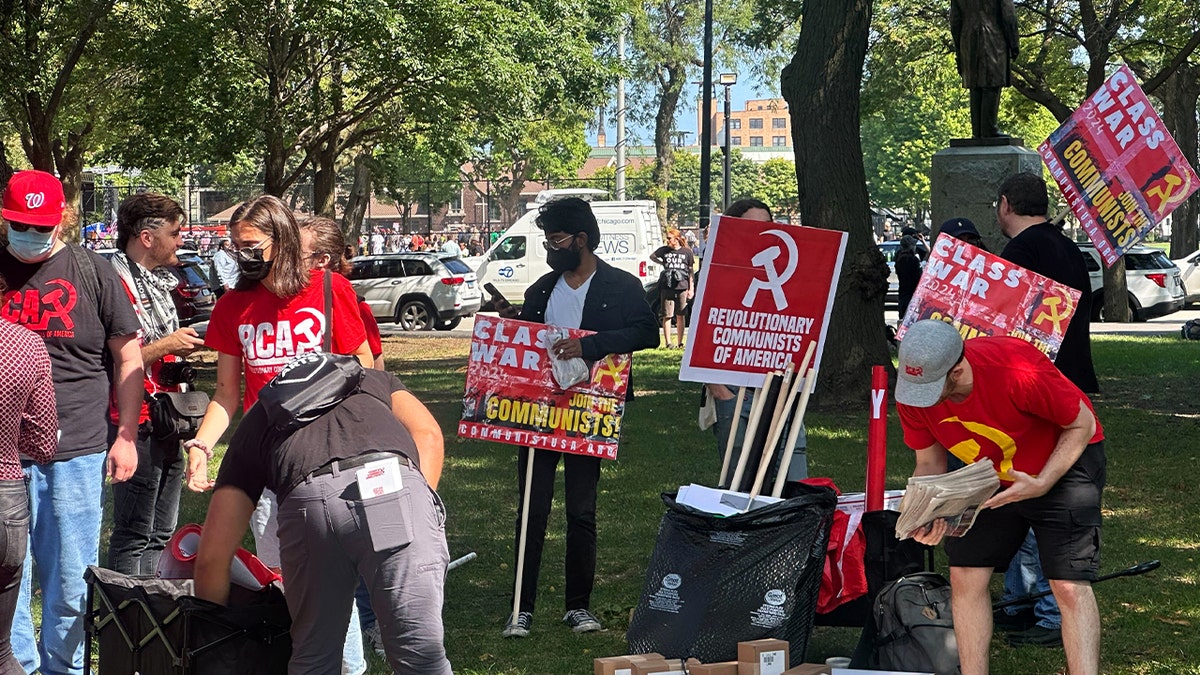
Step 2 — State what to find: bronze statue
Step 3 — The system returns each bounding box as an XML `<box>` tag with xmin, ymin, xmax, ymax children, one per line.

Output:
<box><xmin>950</xmin><ymin>0</ymin><xmax>1019</xmax><ymax>139</ymax></box>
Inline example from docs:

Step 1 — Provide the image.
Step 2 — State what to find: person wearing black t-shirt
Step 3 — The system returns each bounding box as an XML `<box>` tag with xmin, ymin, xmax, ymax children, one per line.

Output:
<box><xmin>194</xmin><ymin>354</ymin><xmax>451</xmax><ymax>674</ymax></box>
<box><xmin>650</xmin><ymin>230</ymin><xmax>695</xmax><ymax>349</ymax></box>
<box><xmin>993</xmin><ymin>172</ymin><xmax>1099</xmax><ymax>650</ymax></box>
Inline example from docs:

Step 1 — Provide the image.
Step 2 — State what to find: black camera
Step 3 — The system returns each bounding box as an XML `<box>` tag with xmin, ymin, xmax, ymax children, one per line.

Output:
<box><xmin>158</xmin><ymin>361</ymin><xmax>197</xmax><ymax>387</ymax></box>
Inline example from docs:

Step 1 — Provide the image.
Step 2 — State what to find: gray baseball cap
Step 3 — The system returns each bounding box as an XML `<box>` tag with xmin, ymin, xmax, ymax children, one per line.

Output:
<box><xmin>896</xmin><ymin>320</ymin><xmax>965</xmax><ymax>407</ymax></box>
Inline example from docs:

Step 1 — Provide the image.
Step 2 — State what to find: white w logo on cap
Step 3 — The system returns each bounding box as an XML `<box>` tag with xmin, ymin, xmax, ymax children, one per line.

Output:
<box><xmin>25</xmin><ymin>192</ymin><xmax>45</xmax><ymax>209</ymax></box>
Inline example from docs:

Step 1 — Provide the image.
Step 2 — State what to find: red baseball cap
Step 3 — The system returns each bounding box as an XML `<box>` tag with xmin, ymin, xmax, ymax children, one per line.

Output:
<box><xmin>3</xmin><ymin>170</ymin><xmax>66</xmax><ymax>227</ymax></box>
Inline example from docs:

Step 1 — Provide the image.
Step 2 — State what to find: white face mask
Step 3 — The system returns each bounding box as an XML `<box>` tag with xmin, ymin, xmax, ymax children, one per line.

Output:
<box><xmin>7</xmin><ymin>227</ymin><xmax>56</xmax><ymax>262</ymax></box>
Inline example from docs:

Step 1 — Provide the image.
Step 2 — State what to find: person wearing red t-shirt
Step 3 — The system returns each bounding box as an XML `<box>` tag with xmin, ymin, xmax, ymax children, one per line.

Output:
<box><xmin>299</xmin><ymin>216</ymin><xmax>385</xmax><ymax>370</ymax></box>
<box><xmin>895</xmin><ymin>320</ymin><xmax>1105</xmax><ymax>675</ymax></box>
<box><xmin>185</xmin><ymin>196</ymin><xmax>370</xmax><ymax>490</ymax></box>
<box><xmin>184</xmin><ymin>196</ymin><xmax>372</xmax><ymax>674</ymax></box>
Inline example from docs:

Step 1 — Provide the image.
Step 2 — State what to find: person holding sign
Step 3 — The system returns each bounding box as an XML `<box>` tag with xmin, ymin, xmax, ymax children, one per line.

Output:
<box><xmin>499</xmin><ymin>197</ymin><xmax>658</xmax><ymax>638</ymax></box>
<box><xmin>997</xmin><ymin>173</ymin><xmax>1098</xmax><ymax>393</ymax></box>
<box><xmin>896</xmin><ymin>319</ymin><xmax>1105</xmax><ymax>675</ymax></box>
<box><xmin>703</xmin><ymin>199</ymin><xmax>809</xmax><ymax>488</ymax></box>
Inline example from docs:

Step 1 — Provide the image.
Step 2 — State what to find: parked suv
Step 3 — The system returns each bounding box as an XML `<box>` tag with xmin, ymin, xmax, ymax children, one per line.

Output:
<box><xmin>1078</xmin><ymin>243</ymin><xmax>1185</xmax><ymax>321</ymax></box>
<box><xmin>1171</xmin><ymin>248</ymin><xmax>1200</xmax><ymax>305</ymax></box>
<box><xmin>349</xmin><ymin>252</ymin><xmax>482</xmax><ymax>331</ymax></box>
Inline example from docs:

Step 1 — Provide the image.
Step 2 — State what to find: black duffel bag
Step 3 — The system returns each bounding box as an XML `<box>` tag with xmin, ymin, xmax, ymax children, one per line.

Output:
<box><xmin>627</xmin><ymin>483</ymin><xmax>836</xmax><ymax>665</ymax></box>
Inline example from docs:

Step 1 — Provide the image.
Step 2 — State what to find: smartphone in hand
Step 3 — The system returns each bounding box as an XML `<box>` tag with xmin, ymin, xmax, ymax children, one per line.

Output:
<box><xmin>482</xmin><ymin>283</ymin><xmax>518</xmax><ymax>317</ymax></box>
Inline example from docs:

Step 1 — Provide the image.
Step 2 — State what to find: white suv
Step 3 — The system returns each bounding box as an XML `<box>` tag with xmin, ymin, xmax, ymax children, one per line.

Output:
<box><xmin>1171</xmin><ymin>249</ymin><xmax>1200</xmax><ymax>305</ymax></box>
<box><xmin>349</xmin><ymin>252</ymin><xmax>482</xmax><ymax>330</ymax></box>
<box><xmin>1077</xmin><ymin>243</ymin><xmax>1185</xmax><ymax>321</ymax></box>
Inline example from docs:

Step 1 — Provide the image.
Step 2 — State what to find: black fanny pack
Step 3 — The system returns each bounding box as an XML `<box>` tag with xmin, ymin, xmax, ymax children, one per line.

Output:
<box><xmin>149</xmin><ymin>390</ymin><xmax>210</xmax><ymax>441</ymax></box>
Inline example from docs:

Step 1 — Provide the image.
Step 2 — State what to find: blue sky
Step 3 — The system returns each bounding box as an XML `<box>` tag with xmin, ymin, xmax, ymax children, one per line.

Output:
<box><xmin>587</xmin><ymin>78</ymin><xmax>780</xmax><ymax>147</ymax></box>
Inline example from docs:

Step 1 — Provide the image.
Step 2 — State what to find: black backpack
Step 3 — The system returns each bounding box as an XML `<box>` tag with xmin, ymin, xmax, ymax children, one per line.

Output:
<box><xmin>872</xmin><ymin>573</ymin><xmax>960</xmax><ymax>675</ymax></box>
<box><xmin>1182</xmin><ymin>319</ymin><xmax>1200</xmax><ymax>340</ymax></box>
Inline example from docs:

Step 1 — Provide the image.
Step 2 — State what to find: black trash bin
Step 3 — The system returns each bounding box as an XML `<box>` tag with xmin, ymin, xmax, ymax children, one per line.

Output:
<box><xmin>84</xmin><ymin>566</ymin><xmax>292</xmax><ymax>674</ymax></box>
<box><xmin>627</xmin><ymin>483</ymin><xmax>836</xmax><ymax>666</ymax></box>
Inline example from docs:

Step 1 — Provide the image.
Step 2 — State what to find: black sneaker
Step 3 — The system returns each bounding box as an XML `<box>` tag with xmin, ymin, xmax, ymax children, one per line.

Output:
<box><xmin>501</xmin><ymin>611</ymin><xmax>533</xmax><ymax>638</ymax></box>
<box><xmin>992</xmin><ymin>607</ymin><xmax>1036</xmax><ymax>632</ymax></box>
<box><xmin>562</xmin><ymin>608</ymin><xmax>602</xmax><ymax>633</ymax></box>
<box><xmin>1007</xmin><ymin>624</ymin><xmax>1063</xmax><ymax>648</ymax></box>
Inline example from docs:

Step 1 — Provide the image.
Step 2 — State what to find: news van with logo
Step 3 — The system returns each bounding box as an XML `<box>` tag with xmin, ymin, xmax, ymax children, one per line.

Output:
<box><xmin>473</xmin><ymin>189</ymin><xmax>666</xmax><ymax>305</ymax></box>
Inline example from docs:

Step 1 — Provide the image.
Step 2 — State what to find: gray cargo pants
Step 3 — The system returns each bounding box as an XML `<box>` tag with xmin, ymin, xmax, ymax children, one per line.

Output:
<box><xmin>277</xmin><ymin>457</ymin><xmax>452</xmax><ymax>675</ymax></box>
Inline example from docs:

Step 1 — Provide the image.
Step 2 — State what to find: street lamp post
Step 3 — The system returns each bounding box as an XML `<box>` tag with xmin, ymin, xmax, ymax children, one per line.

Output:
<box><xmin>697</xmin><ymin>0</ymin><xmax>714</xmax><ymax>230</ymax></box>
<box><xmin>719</xmin><ymin>73</ymin><xmax>737</xmax><ymax>210</ymax></box>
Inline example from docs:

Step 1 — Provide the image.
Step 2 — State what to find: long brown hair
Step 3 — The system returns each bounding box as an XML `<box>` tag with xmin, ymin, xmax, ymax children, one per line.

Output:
<box><xmin>233</xmin><ymin>195</ymin><xmax>308</xmax><ymax>297</ymax></box>
<box><xmin>298</xmin><ymin>216</ymin><xmax>352</xmax><ymax>275</ymax></box>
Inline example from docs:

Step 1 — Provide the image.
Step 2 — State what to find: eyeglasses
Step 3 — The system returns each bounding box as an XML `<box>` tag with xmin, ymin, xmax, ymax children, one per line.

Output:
<box><xmin>236</xmin><ymin>238</ymin><xmax>272</xmax><ymax>259</ymax></box>
<box><xmin>542</xmin><ymin>233</ymin><xmax>576</xmax><ymax>251</ymax></box>
<box><xmin>8</xmin><ymin>222</ymin><xmax>56</xmax><ymax>234</ymax></box>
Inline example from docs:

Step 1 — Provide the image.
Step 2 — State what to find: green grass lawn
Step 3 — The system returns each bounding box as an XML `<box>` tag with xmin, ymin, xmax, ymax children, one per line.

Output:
<box><xmin>132</xmin><ymin>334</ymin><xmax>1200</xmax><ymax>673</ymax></box>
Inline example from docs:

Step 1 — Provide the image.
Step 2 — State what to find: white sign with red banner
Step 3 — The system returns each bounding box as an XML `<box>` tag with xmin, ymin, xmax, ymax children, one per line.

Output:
<box><xmin>680</xmin><ymin>216</ymin><xmax>847</xmax><ymax>387</ymax></box>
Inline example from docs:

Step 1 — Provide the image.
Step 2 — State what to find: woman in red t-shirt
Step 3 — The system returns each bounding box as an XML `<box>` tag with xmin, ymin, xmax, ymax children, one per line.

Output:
<box><xmin>298</xmin><ymin>216</ymin><xmax>385</xmax><ymax>370</ymax></box>
<box><xmin>185</xmin><ymin>196</ymin><xmax>371</xmax><ymax>491</ymax></box>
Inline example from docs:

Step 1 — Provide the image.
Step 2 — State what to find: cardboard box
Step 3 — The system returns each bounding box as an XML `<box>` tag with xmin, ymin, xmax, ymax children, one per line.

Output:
<box><xmin>780</xmin><ymin>665</ymin><xmax>832</xmax><ymax>675</ymax></box>
<box><xmin>737</xmin><ymin>639</ymin><xmax>790</xmax><ymax>675</ymax></box>
<box><xmin>594</xmin><ymin>653</ymin><xmax>663</xmax><ymax>675</ymax></box>
<box><xmin>631</xmin><ymin>659</ymin><xmax>686</xmax><ymax>675</ymax></box>
<box><xmin>688</xmin><ymin>661</ymin><xmax>739</xmax><ymax>675</ymax></box>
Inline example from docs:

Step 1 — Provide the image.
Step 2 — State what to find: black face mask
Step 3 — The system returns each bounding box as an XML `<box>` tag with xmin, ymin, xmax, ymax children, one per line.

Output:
<box><xmin>237</xmin><ymin>250</ymin><xmax>274</xmax><ymax>281</ymax></box>
<box><xmin>546</xmin><ymin>246</ymin><xmax>581</xmax><ymax>272</ymax></box>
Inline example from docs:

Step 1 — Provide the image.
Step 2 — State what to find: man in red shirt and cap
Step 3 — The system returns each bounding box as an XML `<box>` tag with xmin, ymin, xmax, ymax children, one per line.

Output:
<box><xmin>895</xmin><ymin>319</ymin><xmax>1105</xmax><ymax>675</ymax></box>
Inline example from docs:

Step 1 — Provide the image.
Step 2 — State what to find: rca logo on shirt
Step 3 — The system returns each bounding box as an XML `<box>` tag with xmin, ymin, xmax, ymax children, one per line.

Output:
<box><xmin>1</xmin><ymin>279</ymin><xmax>79</xmax><ymax>336</ymax></box>
<box><xmin>237</xmin><ymin>308</ymin><xmax>326</xmax><ymax>360</ymax></box>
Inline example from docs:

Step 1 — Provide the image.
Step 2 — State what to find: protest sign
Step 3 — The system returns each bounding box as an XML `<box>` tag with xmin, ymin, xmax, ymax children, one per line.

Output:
<box><xmin>896</xmin><ymin>234</ymin><xmax>1082</xmax><ymax>360</ymax></box>
<box><xmin>1039</xmin><ymin>64</ymin><xmax>1199</xmax><ymax>266</ymax></box>
<box><xmin>458</xmin><ymin>316</ymin><xmax>631</xmax><ymax>459</ymax></box>
<box><xmin>680</xmin><ymin>216</ymin><xmax>846</xmax><ymax>387</ymax></box>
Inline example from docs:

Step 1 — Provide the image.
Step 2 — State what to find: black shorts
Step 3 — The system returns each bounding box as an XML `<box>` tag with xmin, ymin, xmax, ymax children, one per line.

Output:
<box><xmin>944</xmin><ymin>441</ymin><xmax>1106</xmax><ymax>581</ymax></box>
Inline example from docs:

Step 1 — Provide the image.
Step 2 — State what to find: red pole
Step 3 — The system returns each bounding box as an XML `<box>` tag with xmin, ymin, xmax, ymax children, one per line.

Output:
<box><xmin>866</xmin><ymin>365</ymin><xmax>888</xmax><ymax>511</ymax></box>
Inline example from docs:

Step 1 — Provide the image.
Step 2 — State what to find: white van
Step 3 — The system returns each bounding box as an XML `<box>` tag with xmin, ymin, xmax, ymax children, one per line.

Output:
<box><xmin>474</xmin><ymin>191</ymin><xmax>665</xmax><ymax>304</ymax></box>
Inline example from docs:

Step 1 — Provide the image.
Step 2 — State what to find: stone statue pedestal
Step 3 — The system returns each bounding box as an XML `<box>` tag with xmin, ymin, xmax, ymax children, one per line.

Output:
<box><xmin>930</xmin><ymin>142</ymin><xmax>1042</xmax><ymax>252</ymax></box>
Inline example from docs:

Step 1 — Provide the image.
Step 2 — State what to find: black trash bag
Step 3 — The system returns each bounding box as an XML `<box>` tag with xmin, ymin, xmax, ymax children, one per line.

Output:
<box><xmin>627</xmin><ymin>483</ymin><xmax>836</xmax><ymax>665</ymax></box>
<box><xmin>85</xmin><ymin>566</ymin><xmax>291</xmax><ymax>675</ymax></box>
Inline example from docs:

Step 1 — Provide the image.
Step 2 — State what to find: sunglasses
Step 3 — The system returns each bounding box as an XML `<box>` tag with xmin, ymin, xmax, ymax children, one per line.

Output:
<box><xmin>8</xmin><ymin>222</ymin><xmax>56</xmax><ymax>234</ymax></box>
<box><xmin>542</xmin><ymin>233</ymin><xmax>577</xmax><ymax>251</ymax></box>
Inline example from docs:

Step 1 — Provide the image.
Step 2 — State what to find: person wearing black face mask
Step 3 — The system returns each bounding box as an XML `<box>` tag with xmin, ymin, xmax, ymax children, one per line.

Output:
<box><xmin>497</xmin><ymin>197</ymin><xmax>658</xmax><ymax>639</ymax></box>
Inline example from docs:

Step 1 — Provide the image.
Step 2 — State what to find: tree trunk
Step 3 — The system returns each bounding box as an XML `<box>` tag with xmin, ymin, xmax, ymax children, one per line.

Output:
<box><xmin>313</xmin><ymin>138</ymin><xmax>338</xmax><ymax>217</ymax></box>
<box><xmin>781</xmin><ymin>0</ymin><xmax>888</xmax><ymax>405</ymax></box>
<box><xmin>264</xmin><ymin>125</ymin><xmax>289</xmax><ymax>197</ymax></box>
<box><xmin>1159</xmin><ymin>64</ymin><xmax>1200</xmax><ymax>258</ymax></box>
<box><xmin>341</xmin><ymin>151</ymin><xmax>373</xmax><ymax>250</ymax></box>
<box><xmin>0</xmin><ymin>138</ymin><xmax>14</xmax><ymax>190</ymax></box>
<box><xmin>652</xmin><ymin>64</ymin><xmax>686</xmax><ymax>228</ymax></box>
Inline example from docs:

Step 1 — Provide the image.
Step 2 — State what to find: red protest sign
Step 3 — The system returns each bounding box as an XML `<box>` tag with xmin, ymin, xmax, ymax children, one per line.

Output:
<box><xmin>896</xmin><ymin>234</ymin><xmax>1082</xmax><ymax>360</ymax></box>
<box><xmin>458</xmin><ymin>316</ymin><xmax>631</xmax><ymax>459</ymax></box>
<box><xmin>680</xmin><ymin>216</ymin><xmax>847</xmax><ymax>387</ymax></box>
<box><xmin>1039</xmin><ymin>64</ymin><xmax>1199</xmax><ymax>267</ymax></box>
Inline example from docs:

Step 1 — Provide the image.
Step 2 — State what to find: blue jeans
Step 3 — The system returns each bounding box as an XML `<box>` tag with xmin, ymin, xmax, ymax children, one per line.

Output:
<box><xmin>106</xmin><ymin>424</ymin><xmax>184</xmax><ymax>575</ymax></box>
<box><xmin>1000</xmin><ymin>529</ymin><xmax>1061</xmax><ymax>629</ymax></box>
<box><xmin>713</xmin><ymin>391</ymin><xmax>807</xmax><ymax>490</ymax></box>
<box><xmin>14</xmin><ymin>453</ymin><xmax>107</xmax><ymax>675</ymax></box>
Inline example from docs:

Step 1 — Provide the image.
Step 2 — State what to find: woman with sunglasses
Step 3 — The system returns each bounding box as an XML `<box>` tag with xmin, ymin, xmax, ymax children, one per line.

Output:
<box><xmin>185</xmin><ymin>196</ymin><xmax>372</xmax><ymax>493</ymax></box>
